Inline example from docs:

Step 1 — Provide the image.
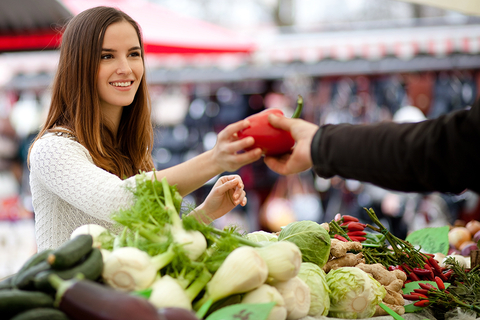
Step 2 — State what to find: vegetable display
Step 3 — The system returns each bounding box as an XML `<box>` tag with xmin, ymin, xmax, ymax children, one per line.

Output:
<box><xmin>4</xmin><ymin>170</ymin><xmax>480</xmax><ymax>320</ymax></box>
<box><xmin>237</xmin><ymin>95</ymin><xmax>303</xmax><ymax>156</ymax></box>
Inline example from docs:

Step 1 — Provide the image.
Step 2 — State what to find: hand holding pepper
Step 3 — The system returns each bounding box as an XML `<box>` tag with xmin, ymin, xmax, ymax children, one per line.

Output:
<box><xmin>263</xmin><ymin>114</ymin><xmax>319</xmax><ymax>175</ymax></box>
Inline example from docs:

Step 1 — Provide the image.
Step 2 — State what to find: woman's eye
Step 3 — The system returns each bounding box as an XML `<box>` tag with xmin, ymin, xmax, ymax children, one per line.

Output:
<box><xmin>129</xmin><ymin>52</ymin><xmax>141</xmax><ymax>57</ymax></box>
<box><xmin>101</xmin><ymin>54</ymin><xmax>113</xmax><ymax>60</ymax></box>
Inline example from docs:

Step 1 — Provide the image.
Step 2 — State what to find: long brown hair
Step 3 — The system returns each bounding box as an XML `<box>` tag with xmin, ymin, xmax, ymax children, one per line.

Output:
<box><xmin>28</xmin><ymin>6</ymin><xmax>154</xmax><ymax>178</ymax></box>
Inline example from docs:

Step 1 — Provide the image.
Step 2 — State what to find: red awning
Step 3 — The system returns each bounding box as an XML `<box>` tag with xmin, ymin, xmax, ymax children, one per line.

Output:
<box><xmin>0</xmin><ymin>0</ymin><xmax>255</xmax><ymax>56</ymax></box>
<box><xmin>62</xmin><ymin>0</ymin><xmax>255</xmax><ymax>55</ymax></box>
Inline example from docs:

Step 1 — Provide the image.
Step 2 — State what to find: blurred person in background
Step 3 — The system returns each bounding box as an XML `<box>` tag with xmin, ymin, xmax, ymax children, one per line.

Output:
<box><xmin>28</xmin><ymin>6</ymin><xmax>262</xmax><ymax>251</ymax></box>
<box><xmin>263</xmin><ymin>99</ymin><xmax>480</xmax><ymax>195</ymax></box>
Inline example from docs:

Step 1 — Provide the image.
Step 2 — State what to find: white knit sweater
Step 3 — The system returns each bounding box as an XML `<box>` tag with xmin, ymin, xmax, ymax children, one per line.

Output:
<box><xmin>29</xmin><ymin>132</ymin><xmax>143</xmax><ymax>250</ymax></box>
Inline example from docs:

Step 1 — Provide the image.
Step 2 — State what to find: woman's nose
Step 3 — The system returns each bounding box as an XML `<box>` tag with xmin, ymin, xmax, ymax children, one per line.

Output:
<box><xmin>116</xmin><ymin>58</ymin><xmax>132</xmax><ymax>75</ymax></box>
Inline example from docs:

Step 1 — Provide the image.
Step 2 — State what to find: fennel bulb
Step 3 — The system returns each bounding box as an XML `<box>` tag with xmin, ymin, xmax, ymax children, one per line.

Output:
<box><xmin>70</xmin><ymin>224</ymin><xmax>108</xmax><ymax>248</ymax></box>
<box><xmin>195</xmin><ymin>246</ymin><xmax>268</xmax><ymax>317</ymax></box>
<box><xmin>206</xmin><ymin>246</ymin><xmax>268</xmax><ymax>301</ymax></box>
<box><xmin>170</xmin><ymin>224</ymin><xmax>207</xmax><ymax>261</ymax></box>
<box><xmin>255</xmin><ymin>241</ymin><xmax>302</xmax><ymax>281</ymax></box>
<box><xmin>246</xmin><ymin>231</ymin><xmax>278</xmax><ymax>244</ymax></box>
<box><xmin>242</xmin><ymin>284</ymin><xmax>287</xmax><ymax>320</ymax></box>
<box><xmin>102</xmin><ymin>246</ymin><xmax>175</xmax><ymax>291</ymax></box>
<box><xmin>270</xmin><ymin>276</ymin><xmax>311</xmax><ymax>320</ymax></box>
<box><xmin>149</xmin><ymin>275</ymin><xmax>192</xmax><ymax>310</ymax></box>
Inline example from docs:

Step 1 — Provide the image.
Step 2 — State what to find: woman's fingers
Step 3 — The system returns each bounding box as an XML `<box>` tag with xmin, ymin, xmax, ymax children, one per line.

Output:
<box><xmin>218</xmin><ymin>119</ymin><xmax>251</xmax><ymax>139</ymax></box>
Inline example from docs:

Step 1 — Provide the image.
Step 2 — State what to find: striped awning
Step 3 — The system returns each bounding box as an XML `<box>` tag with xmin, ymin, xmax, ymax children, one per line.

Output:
<box><xmin>253</xmin><ymin>23</ymin><xmax>480</xmax><ymax>65</ymax></box>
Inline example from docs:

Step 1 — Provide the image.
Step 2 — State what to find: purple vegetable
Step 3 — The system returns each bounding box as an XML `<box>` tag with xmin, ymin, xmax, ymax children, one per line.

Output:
<box><xmin>49</xmin><ymin>274</ymin><xmax>160</xmax><ymax>320</ymax></box>
<box><xmin>473</xmin><ymin>230</ymin><xmax>480</xmax><ymax>244</ymax></box>
<box><xmin>158</xmin><ymin>307</ymin><xmax>200</xmax><ymax>320</ymax></box>
<box><xmin>461</xmin><ymin>243</ymin><xmax>479</xmax><ymax>257</ymax></box>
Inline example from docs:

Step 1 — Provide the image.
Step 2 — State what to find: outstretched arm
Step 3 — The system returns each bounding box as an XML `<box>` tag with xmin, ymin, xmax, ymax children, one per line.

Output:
<box><xmin>154</xmin><ymin>119</ymin><xmax>262</xmax><ymax>196</ymax></box>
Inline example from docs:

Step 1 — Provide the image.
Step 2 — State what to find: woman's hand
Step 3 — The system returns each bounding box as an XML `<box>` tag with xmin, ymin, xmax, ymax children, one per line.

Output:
<box><xmin>211</xmin><ymin>120</ymin><xmax>263</xmax><ymax>172</ymax></box>
<box><xmin>192</xmin><ymin>175</ymin><xmax>247</xmax><ymax>223</ymax></box>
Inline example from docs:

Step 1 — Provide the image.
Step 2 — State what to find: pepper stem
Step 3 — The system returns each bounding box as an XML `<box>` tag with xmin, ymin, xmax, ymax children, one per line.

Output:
<box><xmin>292</xmin><ymin>95</ymin><xmax>303</xmax><ymax>118</ymax></box>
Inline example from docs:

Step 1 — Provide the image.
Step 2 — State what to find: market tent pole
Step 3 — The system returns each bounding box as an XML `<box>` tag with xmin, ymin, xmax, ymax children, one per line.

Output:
<box><xmin>395</xmin><ymin>0</ymin><xmax>480</xmax><ymax>16</ymax></box>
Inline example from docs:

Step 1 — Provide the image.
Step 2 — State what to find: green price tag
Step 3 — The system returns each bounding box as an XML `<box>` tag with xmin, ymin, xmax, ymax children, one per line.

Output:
<box><xmin>406</xmin><ymin>226</ymin><xmax>450</xmax><ymax>255</ymax></box>
<box><xmin>205</xmin><ymin>302</ymin><xmax>275</xmax><ymax>320</ymax></box>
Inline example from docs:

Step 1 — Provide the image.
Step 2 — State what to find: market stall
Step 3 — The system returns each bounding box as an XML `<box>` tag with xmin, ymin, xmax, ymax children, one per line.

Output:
<box><xmin>0</xmin><ymin>176</ymin><xmax>479</xmax><ymax>320</ymax></box>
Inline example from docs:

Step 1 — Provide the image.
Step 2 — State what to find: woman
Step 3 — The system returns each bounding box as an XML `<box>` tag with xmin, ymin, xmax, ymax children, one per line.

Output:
<box><xmin>28</xmin><ymin>6</ymin><xmax>262</xmax><ymax>250</ymax></box>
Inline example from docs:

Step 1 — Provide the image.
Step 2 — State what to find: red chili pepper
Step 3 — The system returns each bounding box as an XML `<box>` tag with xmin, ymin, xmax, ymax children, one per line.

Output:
<box><xmin>402</xmin><ymin>263</ymin><xmax>413</xmax><ymax>273</ymax></box>
<box><xmin>348</xmin><ymin>236</ymin><xmax>366</xmax><ymax>242</ymax></box>
<box><xmin>419</xmin><ymin>283</ymin><xmax>436</xmax><ymax>290</ymax></box>
<box><xmin>408</xmin><ymin>272</ymin><xmax>421</xmax><ymax>281</ymax></box>
<box><xmin>437</xmin><ymin>272</ymin><xmax>448</xmax><ymax>282</ymax></box>
<box><xmin>411</xmin><ymin>292</ymin><xmax>429</xmax><ymax>299</ymax></box>
<box><xmin>414</xmin><ymin>300</ymin><xmax>430</xmax><ymax>307</ymax></box>
<box><xmin>423</xmin><ymin>264</ymin><xmax>435</xmax><ymax>280</ymax></box>
<box><xmin>341</xmin><ymin>215</ymin><xmax>359</xmax><ymax>223</ymax></box>
<box><xmin>346</xmin><ymin>231</ymin><xmax>367</xmax><ymax>237</ymax></box>
<box><xmin>413</xmin><ymin>288</ymin><xmax>430</xmax><ymax>295</ymax></box>
<box><xmin>402</xmin><ymin>294</ymin><xmax>421</xmax><ymax>301</ymax></box>
<box><xmin>334</xmin><ymin>234</ymin><xmax>348</xmax><ymax>242</ymax></box>
<box><xmin>345</xmin><ymin>222</ymin><xmax>366</xmax><ymax>232</ymax></box>
<box><xmin>435</xmin><ymin>276</ymin><xmax>445</xmax><ymax>290</ymax></box>
<box><xmin>413</xmin><ymin>268</ymin><xmax>432</xmax><ymax>276</ymax></box>
<box><xmin>428</xmin><ymin>257</ymin><xmax>445</xmax><ymax>275</ymax></box>
<box><xmin>443</xmin><ymin>269</ymin><xmax>454</xmax><ymax>279</ymax></box>
<box><xmin>238</xmin><ymin>95</ymin><xmax>303</xmax><ymax>156</ymax></box>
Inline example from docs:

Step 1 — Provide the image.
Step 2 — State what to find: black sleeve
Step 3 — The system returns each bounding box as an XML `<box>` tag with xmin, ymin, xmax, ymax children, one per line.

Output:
<box><xmin>311</xmin><ymin>101</ymin><xmax>480</xmax><ymax>194</ymax></box>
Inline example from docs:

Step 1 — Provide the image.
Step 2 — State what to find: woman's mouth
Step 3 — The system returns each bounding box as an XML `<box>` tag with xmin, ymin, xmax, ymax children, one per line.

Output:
<box><xmin>110</xmin><ymin>81</ymin><xmax>133</xmax><ymax>87</ymax></box>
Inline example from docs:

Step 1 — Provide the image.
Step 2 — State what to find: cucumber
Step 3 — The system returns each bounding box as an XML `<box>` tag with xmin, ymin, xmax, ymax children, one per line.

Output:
<box><xmin>11</xmin><ymin>250</ymin><xmax>53</xmax><ymax>289</ymax></box>
<box><xmin>13</xmin><ymin>261</ymin><xmax>51</xmax><ymax>290</ymax></box>
<box><xmin>0</xmin><ymin>289</ymin><xmax>54</xmax><ymax>319</ymax></box>
<box><xmin>35</xmin><ymin>248</ymin><xmax>104</xmax><ymax>293</ymax></box>
<box><xmin>47</xmin><ymin>234</ymin><xmax>93</xmax><ymax>270</ymax></box>
<box><xmin>0</xmin><ymin>275</ymin><xmax>14</xmax><ymax>290</ymax></box>
<box><xmin>11</xmin><ymin>308</ymin><xmax>70</xmax><ymax>320</ymax></box>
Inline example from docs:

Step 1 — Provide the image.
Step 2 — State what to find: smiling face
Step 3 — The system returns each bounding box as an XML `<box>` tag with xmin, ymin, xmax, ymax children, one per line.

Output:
<box><xmin>97</xmin><ymin>20</ymin><xmax>144</xmax><ymax>123</ymax></box>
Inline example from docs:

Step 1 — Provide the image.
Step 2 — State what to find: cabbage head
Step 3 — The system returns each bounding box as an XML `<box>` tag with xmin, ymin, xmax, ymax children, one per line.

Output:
<box><xmin>297</xmin><ymin>262</ymin><xmax>330</xmax><ymax>317</ymax></box>
<box><xmin>246</xmin><ymin>230</ymin><xmax>278</xmax><ymax>244</ymax></box>
<box><xmin>326</xmin><ymin>267</ymin><xmax>386</xmax><ymax>319</ymax></box>
<box><xmin>278</xmin><ymin>221</ymin><xmax>331</xmax><ymax>268</ymax></box>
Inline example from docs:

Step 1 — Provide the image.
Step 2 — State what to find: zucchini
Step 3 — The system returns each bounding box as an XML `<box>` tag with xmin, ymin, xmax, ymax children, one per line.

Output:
<box><xmin>35</xmin><ymin>248</ymin><xmax>104</xmax><ymax>292</ymax></box>
<box><xmin>10</xmin><ymin>308</ymin><xmax>70</xmax><ymax>320</ymax></box>
<box><xmin>0</xmin><ymin>289</ymin><xmax>54</xmax><ymax>319</ymax></box>
<box><xmin>11</xmin><ymin>250</ymin><xmax>53</xmax><ymax>289</ymax></box>
<box><xmin>47</xmin><ymin>234</ymin><xmax>93</xmax><ymax>270</ymax></box>
<box><xmin>13</xmin><ymin>261</ymin><xmax>51</xmax><ymax>290</ymax></box>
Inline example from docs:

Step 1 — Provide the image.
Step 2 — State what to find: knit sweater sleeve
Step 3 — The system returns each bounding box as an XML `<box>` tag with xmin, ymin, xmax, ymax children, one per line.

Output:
<box><xmin>29</xmin><ymin>134</ymin><xmax>138</xmax><ymax>221</ymax></box>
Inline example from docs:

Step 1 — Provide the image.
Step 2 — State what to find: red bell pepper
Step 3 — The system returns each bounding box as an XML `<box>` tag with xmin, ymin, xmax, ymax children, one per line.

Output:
<box><xmin>238</xmin><ymin>95</ymin><xmax>303</xmax><ymax>156</ymax></box>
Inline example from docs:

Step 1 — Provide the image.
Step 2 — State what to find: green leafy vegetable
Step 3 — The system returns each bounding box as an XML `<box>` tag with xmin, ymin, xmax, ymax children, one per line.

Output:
<box><xmin>326</xmin><ymin>267</ymin><xmax>386</xmax><ymax>319</ymax></box>
<box><xmin>297</xmin><ymin>262</ymin><xmax>330</xmax><ymax>317</ymax></box>
<box><xmin>278</xmin><ymin>220</ymin><xmax>331</xmax><ymax>268</ymax></box>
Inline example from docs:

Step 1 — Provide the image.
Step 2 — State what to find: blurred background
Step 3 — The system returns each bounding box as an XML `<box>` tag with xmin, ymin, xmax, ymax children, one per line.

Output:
<box><xmin>2</xmin><ymin>0</ymin><xmax>480</xmax><ymax>278</ymax></box>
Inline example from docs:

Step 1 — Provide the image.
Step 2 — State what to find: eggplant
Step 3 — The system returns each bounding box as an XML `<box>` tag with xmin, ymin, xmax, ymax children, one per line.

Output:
<box><xmin>49</xmin><ymin>274</ymin><xmax>161</xmax><ymax>320</ymax></box>
<box><xmin>157</xmin><ymin>307</ymin><xmax>200</xmax><ymax>320</ymax></box>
